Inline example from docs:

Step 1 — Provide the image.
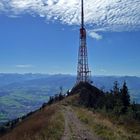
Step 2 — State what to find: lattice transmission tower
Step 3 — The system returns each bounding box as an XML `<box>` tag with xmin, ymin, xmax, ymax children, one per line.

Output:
<box><xmin>77</xmin><ymin>0</ymin><xmax>92</xmax><ymax>83</ymax></box>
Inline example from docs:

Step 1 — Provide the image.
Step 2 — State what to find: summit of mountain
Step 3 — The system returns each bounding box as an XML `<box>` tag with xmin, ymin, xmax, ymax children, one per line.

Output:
<box><xmin>1</xmin><ymin>82</ymin><xmax>140</xmax><ymax>140</ymax></box>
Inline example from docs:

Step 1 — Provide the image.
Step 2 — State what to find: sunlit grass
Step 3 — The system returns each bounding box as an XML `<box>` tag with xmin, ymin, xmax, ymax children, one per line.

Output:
<box><xmin>73</xmin><ymin>106</ymin><xmax>140</xmax><ymax>140</ymax></box>
<box><xmin>1</xmin><ymin>104</ymin><xmax>64</xmax><ymax>140</ymax></box>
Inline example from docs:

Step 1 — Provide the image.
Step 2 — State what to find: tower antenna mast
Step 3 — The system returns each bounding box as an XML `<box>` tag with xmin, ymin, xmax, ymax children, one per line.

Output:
<box><xmin>81</xmin><ymin>0</ymin><xmax>84</xmax><ymax>28</ymax></box>
<box><xmin>77</xmin><ymin>0</ymin><xmax>91</xmax><ymax>83</ymax></box>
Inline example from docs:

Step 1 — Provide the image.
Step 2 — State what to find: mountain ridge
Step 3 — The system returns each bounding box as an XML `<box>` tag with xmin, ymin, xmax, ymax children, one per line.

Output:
<box><xmin>1</xmin><ymin>82</ymin><xmax>140</xmax><ymax>140</ymax></box>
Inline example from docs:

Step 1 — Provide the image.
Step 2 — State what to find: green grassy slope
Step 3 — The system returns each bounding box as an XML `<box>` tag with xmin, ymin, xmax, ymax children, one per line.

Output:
<box><xmin>1</xmin><ymin>94</ymin><xmax>140</xmax><ymax>140</ymax></box>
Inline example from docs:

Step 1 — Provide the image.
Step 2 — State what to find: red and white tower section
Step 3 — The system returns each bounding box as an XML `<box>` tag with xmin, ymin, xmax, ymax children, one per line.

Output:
<box><xmin>77</xmin><ymin>0</ymin><xmax>91</xmax><ymax>83</ymax></box>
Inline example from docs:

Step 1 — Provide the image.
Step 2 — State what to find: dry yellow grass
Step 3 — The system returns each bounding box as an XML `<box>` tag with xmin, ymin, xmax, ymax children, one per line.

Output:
<box><xmin>73</xmin><ymin>106</ymin><xmax>140</xmax><ymax>140</ymax></box>
<box><xmin>0</xmin><ymin>103</ymin><xmax>64</xmax><ymax>140</ymax></box>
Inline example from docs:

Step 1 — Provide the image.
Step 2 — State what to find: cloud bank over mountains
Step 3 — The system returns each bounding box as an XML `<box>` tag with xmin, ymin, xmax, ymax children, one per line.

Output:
<box><xmin>0</xmin><ymin>0</ymin><xmax>140</xmax><ymax>39</ymax></box>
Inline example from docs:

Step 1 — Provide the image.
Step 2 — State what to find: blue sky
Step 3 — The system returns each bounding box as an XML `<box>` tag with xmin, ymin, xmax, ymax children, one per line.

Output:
<box><xmin>0</xmin><ymin>0</ymin><xmax>140</xmax><ymax>76</ymax></box>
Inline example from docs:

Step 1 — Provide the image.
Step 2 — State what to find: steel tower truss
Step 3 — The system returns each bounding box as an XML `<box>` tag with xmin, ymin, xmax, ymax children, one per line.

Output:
<box><xmin>77</xmin><ymin>0</ymin><xmax>91</xmax><ymax>83</ymax></box>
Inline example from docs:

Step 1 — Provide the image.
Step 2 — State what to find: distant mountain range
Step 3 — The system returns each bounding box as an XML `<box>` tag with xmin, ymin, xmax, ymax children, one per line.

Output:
<box><xmin>0</xmin><ymin>73</ymin><xmax>140</xmax><ymax>124</ymax></box>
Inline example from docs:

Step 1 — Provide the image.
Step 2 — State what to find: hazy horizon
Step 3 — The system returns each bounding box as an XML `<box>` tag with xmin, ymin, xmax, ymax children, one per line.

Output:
<box><xmin>0</xmin><ymin>73</ymin><xmax>140</xmax><ymax>77</ymax></box>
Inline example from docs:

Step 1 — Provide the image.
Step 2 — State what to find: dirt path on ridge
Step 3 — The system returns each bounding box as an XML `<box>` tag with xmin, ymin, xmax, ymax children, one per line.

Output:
<box><xmin>61</xmin><ymin>106</ymin><xmax>101</xmax><ymax>140</ymax></box>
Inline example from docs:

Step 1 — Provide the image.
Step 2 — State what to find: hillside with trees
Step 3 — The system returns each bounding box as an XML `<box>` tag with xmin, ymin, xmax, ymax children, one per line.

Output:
<box><xmin>0</xmin><ymin>82</ymin><xmax>140</xmax><ymax>140</ymax></box>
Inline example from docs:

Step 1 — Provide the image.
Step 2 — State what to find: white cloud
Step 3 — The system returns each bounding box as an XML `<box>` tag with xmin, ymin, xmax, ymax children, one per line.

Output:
<box><xmin>0</xmin><ymin>2</ymin><xmax>4</xmax><ymax>11</ymax></box>
<box><xmin>16</xmin><ymin>64</ymin><xmax>34</xmax><ymax>68</ymax></box>
<box><xmin>0</xmin><ymin>0</ymin><xmax>140</xmax><ymax>37</ymax></box>
<box><xmin>88</xmin><ymin>30</ymin><xmax>102</xmax><ymax>40</ymax></box>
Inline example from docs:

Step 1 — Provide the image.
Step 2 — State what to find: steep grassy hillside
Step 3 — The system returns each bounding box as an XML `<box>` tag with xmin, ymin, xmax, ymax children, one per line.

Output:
<box><xmin>0</xmin><ymin>103</ymin><xmax>64</xmax><ymax>140</ymax></box>
<box><xmin>1</xmin><ymin>93</ymin><xmax>140</xmax><ymax>140</ymax></box>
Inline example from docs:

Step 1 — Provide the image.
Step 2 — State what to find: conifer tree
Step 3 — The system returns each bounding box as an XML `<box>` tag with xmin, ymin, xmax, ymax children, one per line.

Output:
<box><xmin>113</xmin><ymin>81</ymin><xmax>120</xmax><ymax>96</ymax></box>
<box><xmin>120</xmin><ymin>81</ymin><xmax>130</xmax><ymax>109</ymax></box>
<box><xmin>112</xmin><ymin>81</ymin><xmax>124</xmax><ymax>114</ymax></box>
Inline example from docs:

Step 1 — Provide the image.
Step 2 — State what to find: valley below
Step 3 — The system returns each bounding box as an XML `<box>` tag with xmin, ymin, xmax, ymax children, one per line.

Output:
<box><xmin>0</xmin><ymin>73</ymin><xmax>140</xmax><ymax>125</ymax></box>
